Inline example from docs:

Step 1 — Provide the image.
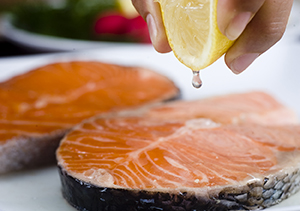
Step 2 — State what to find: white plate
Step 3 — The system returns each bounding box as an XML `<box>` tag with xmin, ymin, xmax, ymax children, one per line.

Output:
<box><xmin>0</xmin><ymin>15</ymin><xmax>150</xmax><ymax>52</ymax></box>
<box><xmin>0</xmin><ymin>14</ymin><xmax>300</xmax><ymax>211</ymax></box>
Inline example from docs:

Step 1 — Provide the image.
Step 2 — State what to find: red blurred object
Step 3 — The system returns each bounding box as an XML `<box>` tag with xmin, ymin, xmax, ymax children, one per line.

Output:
<box><xmin>94</xmin><ymin>12</ymin><xmax>151</xmax><ymax>43</ymax></box>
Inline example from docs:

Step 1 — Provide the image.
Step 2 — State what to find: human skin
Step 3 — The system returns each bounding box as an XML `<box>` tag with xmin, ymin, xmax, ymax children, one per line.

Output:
<box><xmin>132</xmin><ymin>0</ymin><xmax>293</xmax><ymax>74</ymax></box>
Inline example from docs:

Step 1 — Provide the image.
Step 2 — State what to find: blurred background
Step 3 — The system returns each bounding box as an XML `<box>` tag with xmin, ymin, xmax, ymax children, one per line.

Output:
<box><xmin>0</xmin><ymin>0</ymin><xmax>151</xmax><ymax>57</ymax></box>
<box><xmin>0</xmin><ymin>0</ymin><xmax>300</xmax><ymax>58</ymax></box>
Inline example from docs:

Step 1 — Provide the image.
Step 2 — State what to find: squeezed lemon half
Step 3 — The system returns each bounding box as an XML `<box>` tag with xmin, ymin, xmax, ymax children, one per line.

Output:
<box><xmin>157</xmin><ymin>0</ymin><xmax>235</xmax><ymax>71</ymax></box>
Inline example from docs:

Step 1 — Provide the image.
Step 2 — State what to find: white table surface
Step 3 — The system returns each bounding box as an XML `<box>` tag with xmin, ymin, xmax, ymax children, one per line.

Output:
<box><xmin>1</xmin><ymin>5</ymin><xmax>300</xmax><ymax>210</ymax></box>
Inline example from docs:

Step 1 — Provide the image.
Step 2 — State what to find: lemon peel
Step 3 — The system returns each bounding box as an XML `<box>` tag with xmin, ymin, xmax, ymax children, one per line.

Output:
<box><xmin>117</xmin><ymin>0</ymin><xmax>139</xmax><ymax>18</ymax></box>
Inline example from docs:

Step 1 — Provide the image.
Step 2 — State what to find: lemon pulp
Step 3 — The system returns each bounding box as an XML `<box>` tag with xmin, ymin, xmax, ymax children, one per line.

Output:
<box><xmin>157</xmin><ymin>0</ymin><xmax>235</xmax><ymax>71</ymax></box>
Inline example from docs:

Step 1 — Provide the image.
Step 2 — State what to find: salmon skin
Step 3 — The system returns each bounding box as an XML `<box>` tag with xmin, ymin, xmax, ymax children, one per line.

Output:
<box><xmin>0</xmin><ymin>61</ymin><xmax>179</xmax><ymax>174</ymax></box>
<box><xmin>57</xmin><ymin>91</ymin><xmax>300</xmax><ymax>211</ymax></box>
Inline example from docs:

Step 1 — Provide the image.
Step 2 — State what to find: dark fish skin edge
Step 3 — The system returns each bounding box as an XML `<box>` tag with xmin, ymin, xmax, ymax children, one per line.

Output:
<box><xmin>58</xmin><ymin>165</ymin><xmax>300</xmax><ymax>211</ymax></box>
<box><xmin>166</xmin><ymin>90</ymin><xmax>182</xmax><ymax>102</ymax></box>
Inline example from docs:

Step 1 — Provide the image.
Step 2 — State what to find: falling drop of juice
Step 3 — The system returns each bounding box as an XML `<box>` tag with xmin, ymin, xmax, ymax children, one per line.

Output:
<box><xmin>192</xmin><ymin>71</ymin><xmax>202</xmax><ymax>88</ymax></box>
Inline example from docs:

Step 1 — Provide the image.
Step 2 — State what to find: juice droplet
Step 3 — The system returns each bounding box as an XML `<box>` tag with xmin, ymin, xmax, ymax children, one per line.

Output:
<box><xmin>192</xmin><ymin>71</ymin><xmax>202</xmax><ymax>88</ymax></box>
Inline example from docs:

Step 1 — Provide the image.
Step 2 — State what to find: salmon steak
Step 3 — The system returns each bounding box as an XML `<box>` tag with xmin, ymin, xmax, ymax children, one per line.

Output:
<box><xmin>57</xmin><ymin>92</ymin><xmax>300</xmax><ymax>211</ymax></box>
<box><xmin>0</xmin><ymin>61</ymin><xmax>179</xmax><ymax>173</ymax></box>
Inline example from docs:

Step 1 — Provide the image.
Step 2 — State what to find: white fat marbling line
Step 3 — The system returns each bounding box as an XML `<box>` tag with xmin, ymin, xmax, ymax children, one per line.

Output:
<box><xmin>63</xmin><ymin>140</ymin><xmax>134</xmax><ymax>152</ymax></box>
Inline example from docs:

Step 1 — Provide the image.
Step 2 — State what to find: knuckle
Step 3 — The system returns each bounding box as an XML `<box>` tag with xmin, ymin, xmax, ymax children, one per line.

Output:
<box><xmin>260</xmin><ymin>21</ymin><xmax>285</xmax><ymax>44</ymax></box>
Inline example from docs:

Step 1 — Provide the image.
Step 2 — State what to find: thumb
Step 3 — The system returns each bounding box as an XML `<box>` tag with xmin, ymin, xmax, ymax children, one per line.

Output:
<box><xmin>132</xmin><ymin>0</ymin><xmax>171</xmax><ymax>53</ymax></box>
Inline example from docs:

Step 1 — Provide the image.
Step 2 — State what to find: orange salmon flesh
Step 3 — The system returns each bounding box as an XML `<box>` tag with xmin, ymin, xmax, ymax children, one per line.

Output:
<box><xmin>57</xmin><ymin>92</ymin><xmax>300</xmax><ymax>190</ymax></box>
<box><xmin>0</xmin><ymin>61</ymin><xmax>179</xmax><ymax>143</ymax></box>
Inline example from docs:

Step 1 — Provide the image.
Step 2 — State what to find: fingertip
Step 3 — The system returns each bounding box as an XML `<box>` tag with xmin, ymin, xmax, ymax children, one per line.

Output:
<box><xmin>225</xmin><ymin>12</ymin><xmax>252</xmax><ymax>41</ymax></box>
<box><xmin>154</xmin><ymin>39</ymin><xmax>172</xmax><ymax>53</ymax></box>
<box><xmin>146</xmin><ymin>14</ymin><xmax>158</xmax><ymax>43</ymax></box>
<box><xmin>146</xmin><ymin>13</ymin><xmax>172</xmax><ymax>53</ymax></box>
<box><xmin>228</xmin><ymin>53</ymin><xmax>260</xmax><ymax>74</ymax></box>
<box><xmin>133</xmin><ymin>0</ymin><xmax>171</xmax><ymax>53</ymax></box>
<box><xmin>217</xmin><ymin>0</ymin><xmax>264</xmax><ymax>40</ymax></box>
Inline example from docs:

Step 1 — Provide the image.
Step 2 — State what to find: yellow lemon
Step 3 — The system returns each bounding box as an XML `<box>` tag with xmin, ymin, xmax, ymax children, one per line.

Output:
<box><xmin>157</xmin><ymin>0</ymin><xmax>235</xmax><ymax>71</ymax></box>
<box><xmin>117</xmin><ymin>0</ymin><xmax>139</xmax><ymax>18</ymax></box>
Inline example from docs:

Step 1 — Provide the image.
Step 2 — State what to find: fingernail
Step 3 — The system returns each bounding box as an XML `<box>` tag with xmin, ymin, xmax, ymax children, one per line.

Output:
<box><xmin>146</xmin><ymin>14</ymin><xmax>157</xmax><ymax>45</ymax></box>
<box><xmin>230</xmin><ymin>53</ymin><xmax>259</xmax><ymax>74</ymax></box>
<box><xmin>225</xmin><ymin>12</ymin><xmax>252</xmax><ymax>40</ymax></box>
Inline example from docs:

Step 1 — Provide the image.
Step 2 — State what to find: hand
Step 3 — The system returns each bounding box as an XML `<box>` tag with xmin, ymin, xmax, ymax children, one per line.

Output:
<box><xmin>132</xmin><ymin>0</ymin><xmax>293</xmax><ymax>74</ymax></box>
